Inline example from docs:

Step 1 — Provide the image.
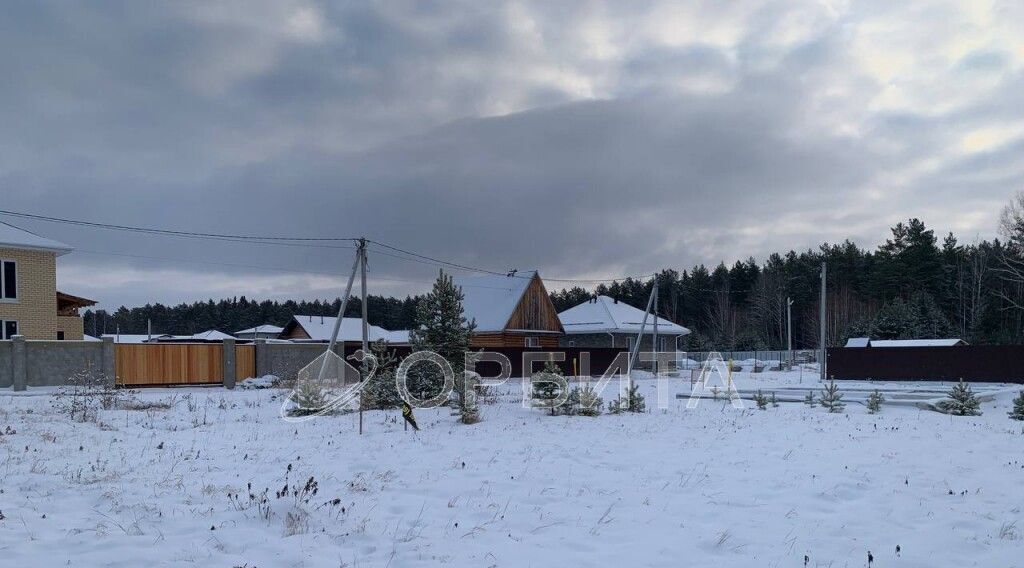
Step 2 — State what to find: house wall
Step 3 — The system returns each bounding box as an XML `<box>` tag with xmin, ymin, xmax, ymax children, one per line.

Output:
<box><xmin>559</xmin><ymin>333</ymin><xmax>682</xmax><ymax>351</ymax></box>
<box><xmin>471</xmin><ymin>332</ymin><xmax>560</xmax><ymax>348</ymax></box>
<box><xmin>0</xmin><ymin>247</ymin><xmax>66</xmax><ymax>340</ymax></box>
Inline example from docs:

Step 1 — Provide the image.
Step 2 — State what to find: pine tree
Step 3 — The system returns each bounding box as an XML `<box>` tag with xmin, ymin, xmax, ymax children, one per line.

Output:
<box><xmin>866</xmin><ymin>390</ymin><xmax>884</xmax><ymax>414</ymax></box>
<box><xmin>289</xmin><ymin>382</ymin><xmax>330</xmax><ymax>417</ymax></box>
<box><xmin>770</xmin><ymin>391</ymin><xmax>779</xmax><ymax>408</ymax></box>
<box><xmin>1010</xmin><ymin>391</ymin><xmax>1024</xmax><ymax>421</ymax></box>
<box><xmin>408</xmin><ymin>270</ymin><xmax>475</xmax><ymax>408</ymax></box>
<box><xmin>609</xmin><ymin>381</ymin><xmax>646</xmax><ymax>414</ymax></box>
<box><xmin>574</xmin><ymin>384</ymin><xmax>603</xmax><ymax>417</ymax></box>
<box><xmin>361</xmin><ymin>339</ymin><xmax>402</xmax><ymax>410</ymax></box>
<box><xmin>820</xmin><ymin>380</ymin><xmax>845</xmax><ymax>413</ymax></box>
<box><xmin>937</xmin><ymin>380</ymin><xmax>982</xmax><ymax>416</ymax></box>
<box><xmin>531</xmin><ymin>360</ymin><xmax>564</xmax><ymax>415</ymax></box>
<box><xmin>804</xmin><ymin>390</ymin><xmax>816</xmax><ymax>407</ymax></box>
<box><xmin>753</xmin><ymin>390</ymin><xmax>768</xmax><ymax>410</ymax></box>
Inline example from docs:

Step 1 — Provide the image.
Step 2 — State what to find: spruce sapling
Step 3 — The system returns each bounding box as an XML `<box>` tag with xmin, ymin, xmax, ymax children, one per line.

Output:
<box><xmin>1008</xmin><ymin>391</ymin><xmax>1024</xmax><ymax>421</ymax></box>
<box><xmin>803</xmin><ymin>390</ymin><xmax>816</xmax><ymax>407</ymax></box>
<box><xmin>937</xmin><ymin>379</ymin><xmax>982</xmax><ymax>416</ymax></box>
<box><xmin>866</xmin><ymin>390</ymin><xmax>885</xmax><ymax>414</ymax></box>
<box><xmin>770</xmin><ymin>391</ymin><xmax>779</xmax><ymax>408</ymax></box>
<box><xmin>819</xmin><ymin>380</ymin><xmax>845</xmax><ymax>413</ymax></box>
<box><xmin>575</xmin><ymin>384</ymin><xmax>603</xmax><ymax>416</ymax></box>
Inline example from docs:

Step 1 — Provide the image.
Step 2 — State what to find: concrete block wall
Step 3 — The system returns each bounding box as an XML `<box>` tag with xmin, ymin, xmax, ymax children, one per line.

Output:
<box><xmin>1</xmin><ymin>337</ymin><xmax>114</xmax><ymax>390</ymax></box>
<box><xmin>258</xmin><ymin>342</ymin><xmax>361</xmax><ymax>383</ymax></box>
<box><xmin>0</xmin><ymin>340</ymin><xmax>11</xmax><ymax>388</ymax></box>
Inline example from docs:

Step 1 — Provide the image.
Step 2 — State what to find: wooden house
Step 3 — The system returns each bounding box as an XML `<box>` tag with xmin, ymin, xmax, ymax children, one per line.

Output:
<box><xmin>454</xmin><ymin>271</ymin><xmax>564</xmax><ymax>348</ymax></box>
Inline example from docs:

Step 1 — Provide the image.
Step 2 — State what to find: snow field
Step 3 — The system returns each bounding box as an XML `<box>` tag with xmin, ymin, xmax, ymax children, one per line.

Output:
<box><xmin>0</xmin><ymin>372</ymin><xmax>1022</xmax><ymax>567</ymax></box>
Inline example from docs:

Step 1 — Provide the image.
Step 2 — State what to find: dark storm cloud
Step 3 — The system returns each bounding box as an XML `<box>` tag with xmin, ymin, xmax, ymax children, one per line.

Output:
<box><xmin>1</xmin><ymin>0</ymin><xmax>1021</xmax><ymax>307</ymax></box>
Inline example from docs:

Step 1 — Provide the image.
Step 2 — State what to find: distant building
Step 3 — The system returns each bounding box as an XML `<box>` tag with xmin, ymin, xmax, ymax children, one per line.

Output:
<box><xmin>557</xmin><ymin>295</ymin><xmax>690</xmax><ymax>352</ymax></box>
<box><xmin>234</xmin><ymin>324</ymin><xmax>283</xmax><ymax>340</ymax></box>
<box><xmin>0</xmin><ymin>222</ymin><xmax>95</xmax><ymax>340</ymax></box>
<box><xmin>155</xmin><ymin>329</ymin><xmax>236</xmax><ymax>343</ymax></box>
<box><xmin>280</xmin><ymin>315</ymin><xmax>408</xmax><ymax>345</ymax></box>
<box><xmin>454</xmin><ymin>271</ymin><xmax>564</xmax><ymax>348</ymax></box>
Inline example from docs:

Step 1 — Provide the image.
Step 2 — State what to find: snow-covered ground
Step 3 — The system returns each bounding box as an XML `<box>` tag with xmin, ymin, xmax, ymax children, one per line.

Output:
<box><xmin>1</xmin><ymin>370</ymin><xmax>1023</xmax><ymax>567</ymax></box>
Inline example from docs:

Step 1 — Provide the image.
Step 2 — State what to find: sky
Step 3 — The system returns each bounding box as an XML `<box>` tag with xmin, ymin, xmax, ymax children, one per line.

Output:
<box><xmin>1</xmin><ymin>0</ymin><xmax>1023</xmax><ymax>310</ymax></box>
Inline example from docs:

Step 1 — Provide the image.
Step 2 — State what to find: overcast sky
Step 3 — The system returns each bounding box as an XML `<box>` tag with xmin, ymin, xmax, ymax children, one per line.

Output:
<box><xmin>2</xmin><ymin>0</ymin><xmax>1023</xmax><ymax>309</ymax></box>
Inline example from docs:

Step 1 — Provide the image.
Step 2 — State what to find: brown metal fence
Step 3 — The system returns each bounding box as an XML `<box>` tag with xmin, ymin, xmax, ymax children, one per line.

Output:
<box><xmin>827</xmin><ymin>346</ymin><xmax>1024</xmax><ymax>383</ymax></box>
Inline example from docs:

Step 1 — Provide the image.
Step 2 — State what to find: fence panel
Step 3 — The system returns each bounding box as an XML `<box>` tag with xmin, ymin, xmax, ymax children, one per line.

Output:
<box><xmin>827</xmin><ymin>346</ymin><xmax>1024</xmax><ymax>382</ymax></box>
<box><xmin>116</xmin><ymin>343</ymin><xmax>224</xmax><ymax>386</ymax></box>
<box><xmin>236</xmin><ymin>345</ymin><xmax>255</xmax><ymax>381</ymax></box>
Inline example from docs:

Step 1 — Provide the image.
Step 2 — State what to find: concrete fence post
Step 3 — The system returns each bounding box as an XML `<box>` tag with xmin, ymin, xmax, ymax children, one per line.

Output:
<box><xmin>11</xmin><ymin>335</ymin><xmax>26</xmax><ymax>391</ymax></box>
<box><xmin>222</xmin><ymin>338</ymin><xmax>236</xmax><ymax>389</ymax></box>
<box><xmin>101</xmin><ymin>337</ymin><xmax>116</xmax><ymax>388</ymax></box>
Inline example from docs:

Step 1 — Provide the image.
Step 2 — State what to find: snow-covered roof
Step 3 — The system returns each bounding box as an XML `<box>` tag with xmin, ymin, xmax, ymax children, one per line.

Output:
<box><xmin>453</xmin><ymin>271</ymin><xmax>536</xmax><ymax>332</ymax></box>
<box><xmin>387</xmin><ymin>330</ymin><xmax>411</xmax><ymax>345</ymax></box>
<box><xmin>0</xmin><ymin>221</ymin><xmax>72</xmax><ymax>255</ymax></box>
<box><xmin>234</xmin><ymin>324</ymin><xmax>283</xmax><ymax>335</ymax></box>
<box><xmin>870</xmin><ymin>338</ymin><xmax>966</xmax><ymax>347</ymax></box>
<box><xmin>845</xmin><ymin>337</ymin><xmax>870</xmax><ymax>347</ymax></box>
<box><xmin>83</xmin><ymin>334</ymin><xmax>102</xmax><ymax>342</ymax></box>
<box><xmin>287</xmin><ymin>315</ymin><xmax>393</xmax><ymax>343</ymax></box>
<box><xmin>558</xmin><ymin>296</ymin><xmax>691</xmax><ymax>336</ymax></box>
<box><xmin>102</xmin><ymin>333</ymin><xmax>172</xmax><ymax>344</ymax></box>
<box><xmin>190</xmin><ymin>330</ymin><xmax>235</xmax><ymax>341</ymax></box>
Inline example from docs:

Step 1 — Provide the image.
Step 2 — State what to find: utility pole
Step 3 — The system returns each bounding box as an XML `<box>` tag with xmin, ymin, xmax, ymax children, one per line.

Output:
<box><xmin>359</xmin><ymin>238</ymin><xmax>369</xmax><ymax>436</ymax></box>
<box><xmin>653</xmin><ymin>277</ymin><xmax>659</xmax><ymax>377</ymax></box>
<box><xmin>819</xmin><ymin>262</ymin><xmax>827</xmax><ymax>381</ymax></box>
<box><xmin>786</xmin><ymin>296</ymin><xmax>793</xmax><ymax>366</ymax></box>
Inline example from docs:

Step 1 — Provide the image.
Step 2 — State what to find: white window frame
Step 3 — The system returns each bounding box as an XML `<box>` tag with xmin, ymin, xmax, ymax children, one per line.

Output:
<box><xmin>524</xmin><ymin>336</ymin><xmax>540</xmax><ymax>348</ymax></box>
<box><xmin>0</xmin><ymin>259</ymin><xmax>16</xmax><ymax>302</ymax></box>
<box><xmin>1</xmin><ymin>320</ymin><xmax>18</xmax><ymax>340</ymax></box>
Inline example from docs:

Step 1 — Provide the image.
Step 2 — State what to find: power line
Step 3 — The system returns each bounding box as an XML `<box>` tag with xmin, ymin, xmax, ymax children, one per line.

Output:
<box><xmin>0</xmin><ymin>209</ymin><xmax>359</xmax><ymax>244</ymax></box>
<box><xmin>1</xmin><ymin>208</ymin><xmax>662</xmax><ymax>284</ymax></box>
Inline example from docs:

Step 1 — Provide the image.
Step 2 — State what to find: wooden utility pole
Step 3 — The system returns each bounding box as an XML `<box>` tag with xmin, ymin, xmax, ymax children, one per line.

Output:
<box><xmin>359</xmin><ymin>238</ymin><xmax>368</xmax><ymax>435</ymax></box>
<box><xmin>819</xmin><ymin>262</ymin><xmax>827</xmax><ymax>381</ymax></box>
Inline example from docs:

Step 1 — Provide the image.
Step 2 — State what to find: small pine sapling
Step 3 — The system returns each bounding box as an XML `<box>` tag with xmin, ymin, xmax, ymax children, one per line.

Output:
<box><xmin>937</xmin><ymin>380</ymin><xmax>982</xmax><ymax>416</ymax></box>
<box><xmin>803</xmin><ymin>391</ymin><xmax>816</xmax><ymax>407</ymax></box>
<box><xmin>819</xmin><ymin>380</ymin><xmax>845</xmax><ymax>413</ymax></box>
<box><xmin>531</xmin><ymin>360</ymin><xmax>565</xmax><ymax>415</ymax></box>
<box><xmin>609</xmin><ymin>381</ymin><xmax>646</xmax><ymax>414</ymax></box>
<box><xmin>770</xmin><ymin>392</ymin><xmax>779</xmax><ymax>408</ymax></box>
<box><xmin>753</xmin><ymin>390</ymin><xmax>768</xmax><ymax>410</ymax></box>
<box><xmin>1009</xmin><ymin>391</ymin><xmax>1024</xmax><ymax>421</ymax></box>
<box><xmin>576</xmin><ymin>384</ymin><xmax>603</xmax><ymax>416</ymax></box>
<box><xmin>866</xmin><ymin>390</ymin><xmax>884</xmax><ymax>414</ymax></box>
<box><xmin>289</xmin><ymin>382</ymin><xmax>330</xmax><ymax>417</ymax></box>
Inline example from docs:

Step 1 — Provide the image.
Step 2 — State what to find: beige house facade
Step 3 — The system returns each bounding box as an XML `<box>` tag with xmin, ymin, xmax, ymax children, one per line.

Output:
<box><xmin>0</xmin><ymin>222</ymin><xmax>94</xmax><ymax>340</ymax></box>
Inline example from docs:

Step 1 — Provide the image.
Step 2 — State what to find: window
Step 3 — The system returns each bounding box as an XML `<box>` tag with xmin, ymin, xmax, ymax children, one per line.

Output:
<box><xmin>2</xmin><ymin>320</ymin><xmax>17</xmax><ymax>340</ymax></box>
<box><xmin>1</xmin><ymin>260</ymin><xmax>15</xmax><ymax>300</ymax></box>
<box><xmin>525</xmin><ymin>336</ymin><xmax>540</xmax><ymax>348</ymax></box>
<box><xmin>57</xmin><ymin>331</ymin><xmax>65</xmax><ymax>340</ymax></box>
<box><xmin>659</xmin><ymin>337</ymin><xmax>669</xmax><ymax>352</ymax></box>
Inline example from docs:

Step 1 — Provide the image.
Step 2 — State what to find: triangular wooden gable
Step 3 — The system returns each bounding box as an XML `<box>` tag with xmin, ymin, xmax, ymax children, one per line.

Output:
<box><xmin>503</xmin><ymin>273</ymin><xmax>564</xmax><ymax>333</ymax></box>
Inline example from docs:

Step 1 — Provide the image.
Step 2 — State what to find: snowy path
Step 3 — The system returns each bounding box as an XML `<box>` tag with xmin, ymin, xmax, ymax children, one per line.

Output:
<box><xmin>0</xmin><ymin>374</ymin><xmax>1022</xmax><ymax>567</ymax></box>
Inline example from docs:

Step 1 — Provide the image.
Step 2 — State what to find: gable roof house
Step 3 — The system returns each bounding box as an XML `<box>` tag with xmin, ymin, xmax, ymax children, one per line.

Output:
<box><xmin>453</xmin><ymin>271</ymin><xmax>564</xmax><ymax>348</ymax></box>
<box><xmin>558</xmin><ymin>295</ymin><xmax>691</xmax><ymax>351</ymax></box>
<box><xmin>0</xmin><ymin>222</ymin><xmax>95</xmax><ymax>340</ymax></box>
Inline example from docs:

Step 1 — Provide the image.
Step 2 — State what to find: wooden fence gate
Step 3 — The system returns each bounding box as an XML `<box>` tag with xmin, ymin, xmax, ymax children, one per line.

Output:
<box><xmin>115</xmin><ymin>343</ymin><xmax>255</xmax><ymax>386</ymax></box>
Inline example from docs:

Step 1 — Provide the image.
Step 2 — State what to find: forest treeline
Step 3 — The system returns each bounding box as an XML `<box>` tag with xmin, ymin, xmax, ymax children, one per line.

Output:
<box><xmin>84</xmin><ymin>216</ymin><xmax>1024</xmax><ymax>349</ymax></box>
